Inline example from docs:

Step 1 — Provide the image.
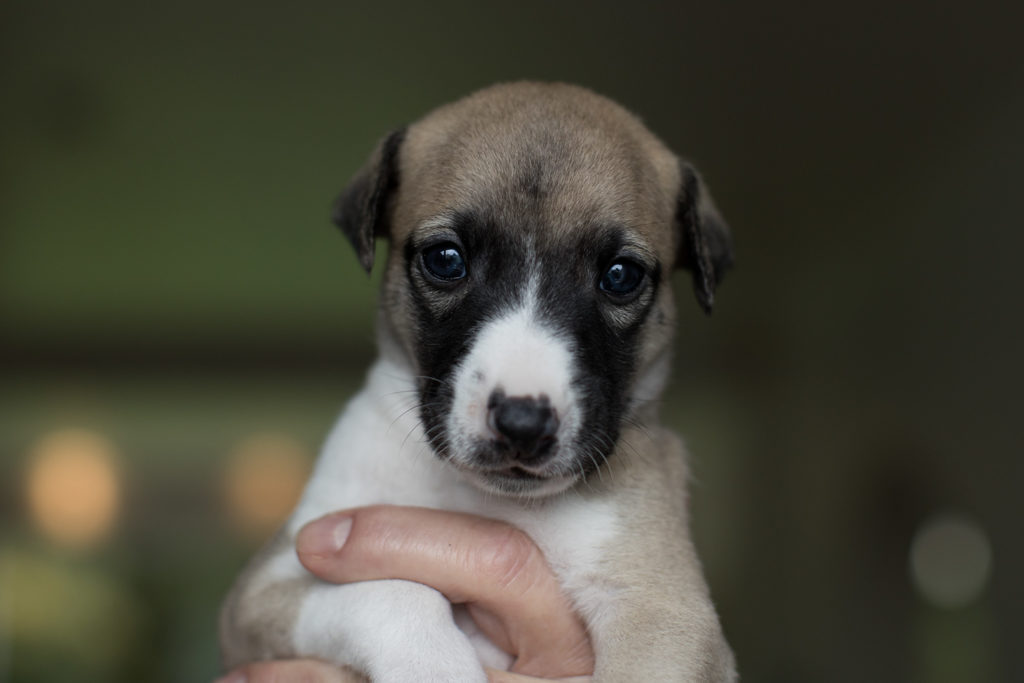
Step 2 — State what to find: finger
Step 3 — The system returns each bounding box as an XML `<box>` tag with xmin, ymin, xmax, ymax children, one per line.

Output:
<box><xmin>215</xmin><ymin>659</ymin><xmax>367</xmax><ymax>683</ymax></box>
<box><xmin>486</xmin><ymin>667</ymin><xmax>593</xmax><ymax>682</ymax></box>
<box><xmin>296</xmin><ymin>505</ymin><xmax>594</xmax><ymax>678</ymax></box>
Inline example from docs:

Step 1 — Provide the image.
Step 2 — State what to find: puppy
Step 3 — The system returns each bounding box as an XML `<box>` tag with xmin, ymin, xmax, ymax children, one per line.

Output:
<box><xmin>220</xmin><ymin>82</ymin><xmax>736</xmax><ymax>681</ymax></box>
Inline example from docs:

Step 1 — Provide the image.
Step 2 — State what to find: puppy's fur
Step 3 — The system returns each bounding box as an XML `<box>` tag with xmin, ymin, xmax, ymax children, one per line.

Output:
<box><xmin>220</xmin><ymin>82</ymin><xmax>736</xmax><ymax>681</ymax></box>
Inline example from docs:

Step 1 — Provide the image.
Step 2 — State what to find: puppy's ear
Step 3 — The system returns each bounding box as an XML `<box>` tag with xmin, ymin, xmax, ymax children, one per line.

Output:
<box><xmin>675</xmin><ymin>162</ymin><xmax>734</xmax><ymax>314</ymax></box>
<box><xmin>331</xmin><ymin>128</ymin><xmax>406</xmax><ymax>273</ymax></box>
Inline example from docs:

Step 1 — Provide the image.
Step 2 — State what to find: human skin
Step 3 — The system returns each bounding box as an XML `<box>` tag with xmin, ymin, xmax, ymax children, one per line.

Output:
<box><xmin>214</xmin><ymin>506</ymin><xmax>595</xmax><ymax>683</ymax></box>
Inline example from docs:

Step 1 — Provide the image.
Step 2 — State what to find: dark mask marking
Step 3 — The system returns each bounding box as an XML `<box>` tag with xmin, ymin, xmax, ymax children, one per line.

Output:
<box><xmin>406</xmin><ymin>212</ymin><xmax>660</xmax><ymax>481</ymax></box>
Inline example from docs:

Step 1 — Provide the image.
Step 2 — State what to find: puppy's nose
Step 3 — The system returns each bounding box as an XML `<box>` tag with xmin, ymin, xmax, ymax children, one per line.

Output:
<box><xmin>487</xmin><ymin>391</ymin><xmax>559</xmax><ymax>460</ymax></box>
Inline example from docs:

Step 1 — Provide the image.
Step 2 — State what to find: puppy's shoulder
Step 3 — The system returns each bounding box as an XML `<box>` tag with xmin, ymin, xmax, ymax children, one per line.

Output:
<box><xmin>608</xmin><ymin>424</ymin><xmax>691</xmax><ymax>496</ymax></box>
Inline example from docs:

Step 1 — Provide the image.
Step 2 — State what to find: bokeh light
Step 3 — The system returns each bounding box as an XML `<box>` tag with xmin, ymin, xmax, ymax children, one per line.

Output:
<box><xmin>223</xmin><ymin>433</ymin><xmax>312</xmax><ymax>536</ymax></box>
<box><xmin>2</xmin><ymin>549</ymin><xmax>142</xmax><ymax>676</ymax></box>
<box><xmin>25</xmin><ymin>429</ymin><xmax>121</xmax><ymax>549</ymax></box>
<box><xmin>909</xmin><ymin>512</ymin><xmax>993</xmax><ymax>609</ymax></box>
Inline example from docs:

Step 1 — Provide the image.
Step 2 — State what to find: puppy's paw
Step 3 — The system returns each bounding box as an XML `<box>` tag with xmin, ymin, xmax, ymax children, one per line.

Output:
<box><xmin>350</xmin><ymin>582</ymin><xmax>489</xmax><ymax>683</ymax></box>
<box><xmin>370</xmin><ymin>627</ymin><xmax>487</xmax><ymax>682</ymax></box>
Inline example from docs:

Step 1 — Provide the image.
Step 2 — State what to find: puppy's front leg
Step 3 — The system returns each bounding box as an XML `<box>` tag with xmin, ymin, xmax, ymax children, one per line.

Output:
<box><xmin>585</xmin><ymin>585</ymin><xmax>736</xmax><ymax>682</ymax></box>
<box><xmin>220</xmin><ymin>535</ymin><xmax>487</xmax><ymax>683</ymax></box>
<box><xmin>559</xmin><ymin>433</ymin><xmax>736</xmax><ymax>682</ymax></box>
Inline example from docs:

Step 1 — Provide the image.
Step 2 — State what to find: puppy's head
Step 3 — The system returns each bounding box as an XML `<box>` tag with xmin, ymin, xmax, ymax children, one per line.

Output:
<box><xmin>333</xmin><ymin>83</ymin><xmax>732</xmax><ymax>497</ymax></box>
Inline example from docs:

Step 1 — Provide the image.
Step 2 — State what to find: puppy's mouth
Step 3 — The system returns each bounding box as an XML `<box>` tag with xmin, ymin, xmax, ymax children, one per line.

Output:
<box><xmin>452</xmin><ymin>454</ymin><xmax>579</xmax><ymax>498</ymax></box>
<box><xmin>492</xmin><ymin>465</ymin><xmax>545</xmax><ymax>480</ymax></box>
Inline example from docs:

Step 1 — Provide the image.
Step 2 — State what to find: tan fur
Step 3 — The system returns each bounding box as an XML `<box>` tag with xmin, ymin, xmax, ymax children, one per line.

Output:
<box><xmin>219</xmin><ymin>530</ymin><xmax>309</xmax><ymax>667</ymax></box>
<box><xmin>592</xmin><ymin>427</ymin><xmax>736</xmax><ymax>680</ymax></box>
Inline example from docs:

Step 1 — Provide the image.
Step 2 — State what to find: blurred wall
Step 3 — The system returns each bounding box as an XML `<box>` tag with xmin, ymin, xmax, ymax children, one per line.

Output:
<box><xmin>1</xmin><ymin>1</ymin><xmax>1021</xmax><ymax>681</ymax></box>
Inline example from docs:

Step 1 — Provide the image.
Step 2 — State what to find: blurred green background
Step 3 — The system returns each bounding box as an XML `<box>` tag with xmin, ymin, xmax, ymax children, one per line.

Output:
<box><xmin>1</xmin><ymin>1</ymin><xmax>1021</xmax><ymax>681</ymax></box>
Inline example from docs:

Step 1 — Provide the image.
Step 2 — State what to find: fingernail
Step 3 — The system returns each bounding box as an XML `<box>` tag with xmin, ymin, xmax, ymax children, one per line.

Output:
<box><xmin>297</xmin><ymin>514</ymin><xmax>353</xmax><ymax>557</ymax></box>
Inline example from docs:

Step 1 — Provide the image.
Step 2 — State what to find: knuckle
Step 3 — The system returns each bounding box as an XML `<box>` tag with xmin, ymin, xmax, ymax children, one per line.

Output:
<box><xmin>477</xmin><ymin>524</ymin><xmax>538</xmax><ymax>591</ymax></box>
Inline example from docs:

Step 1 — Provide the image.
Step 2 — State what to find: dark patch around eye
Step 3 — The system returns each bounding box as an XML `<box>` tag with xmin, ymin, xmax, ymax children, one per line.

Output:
<box><xmin>404</xmin><ymin>210</ymin><xmax>533</xmax><ymax>461</ymax></box>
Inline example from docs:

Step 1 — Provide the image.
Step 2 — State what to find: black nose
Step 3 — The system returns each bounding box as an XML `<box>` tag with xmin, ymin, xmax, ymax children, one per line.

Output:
<box><xmin>487</xmin><ymin>391</ymin><xmax>559</xmax><ymax>461</ymax></box>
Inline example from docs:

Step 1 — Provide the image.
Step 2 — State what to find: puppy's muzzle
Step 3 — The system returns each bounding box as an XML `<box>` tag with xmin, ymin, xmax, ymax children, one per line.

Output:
<box><xmin>487</xmin><ymin>390</ymin><xmax>559</xmax><ymax>464</ymax></box>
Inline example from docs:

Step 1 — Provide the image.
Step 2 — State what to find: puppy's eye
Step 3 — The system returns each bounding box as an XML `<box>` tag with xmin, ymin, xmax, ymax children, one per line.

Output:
<box><xmin>599</xmin><ymin>259</ymin><xmax>645</xmax><ymax>297</ymax></box>
<box><xmin>421</xmin><ymin>243</ymin><xmax>467</xmax><ymax>281</ymax></box>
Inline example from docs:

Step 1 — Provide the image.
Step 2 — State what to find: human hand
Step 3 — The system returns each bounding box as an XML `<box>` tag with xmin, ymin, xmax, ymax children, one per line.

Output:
<box><xmin>214</xmin><ymin>505</ymin><xmax>594</xmax><ymax>683</ymax></box>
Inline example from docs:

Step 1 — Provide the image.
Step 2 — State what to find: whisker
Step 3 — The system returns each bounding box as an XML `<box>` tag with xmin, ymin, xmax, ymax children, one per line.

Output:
<box><xmin>403</xmin><ymin>414</ymin><xmax>445</xmax><ymax>452</ymax></box>
<box><xmin>591</xmin><ymin>434</ymin><xmax>618</xmax><ymax>488</ymax></box>
<box><xmin>581</xmin><ymin>444</ymin><xmax>604</xmax><ymax>487</ymax></box>
<box><xmin>380</xmin><ymin>388</ymin><xmax>422</xmax><ymax>399</ymax></box>
<box><xmin>621</xmin><ymin>415</ymin><xmax>657</xmax><ymax>450</ymax></box>
<box><xmin>575</xmin><ymin>454</ymin><xmax>596</xmax><ymax>494</ymax></box>
<box><xmin>387</xmin><ymin>401</ymin><xmax>425</xmax><ymax>434</ymax></box>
